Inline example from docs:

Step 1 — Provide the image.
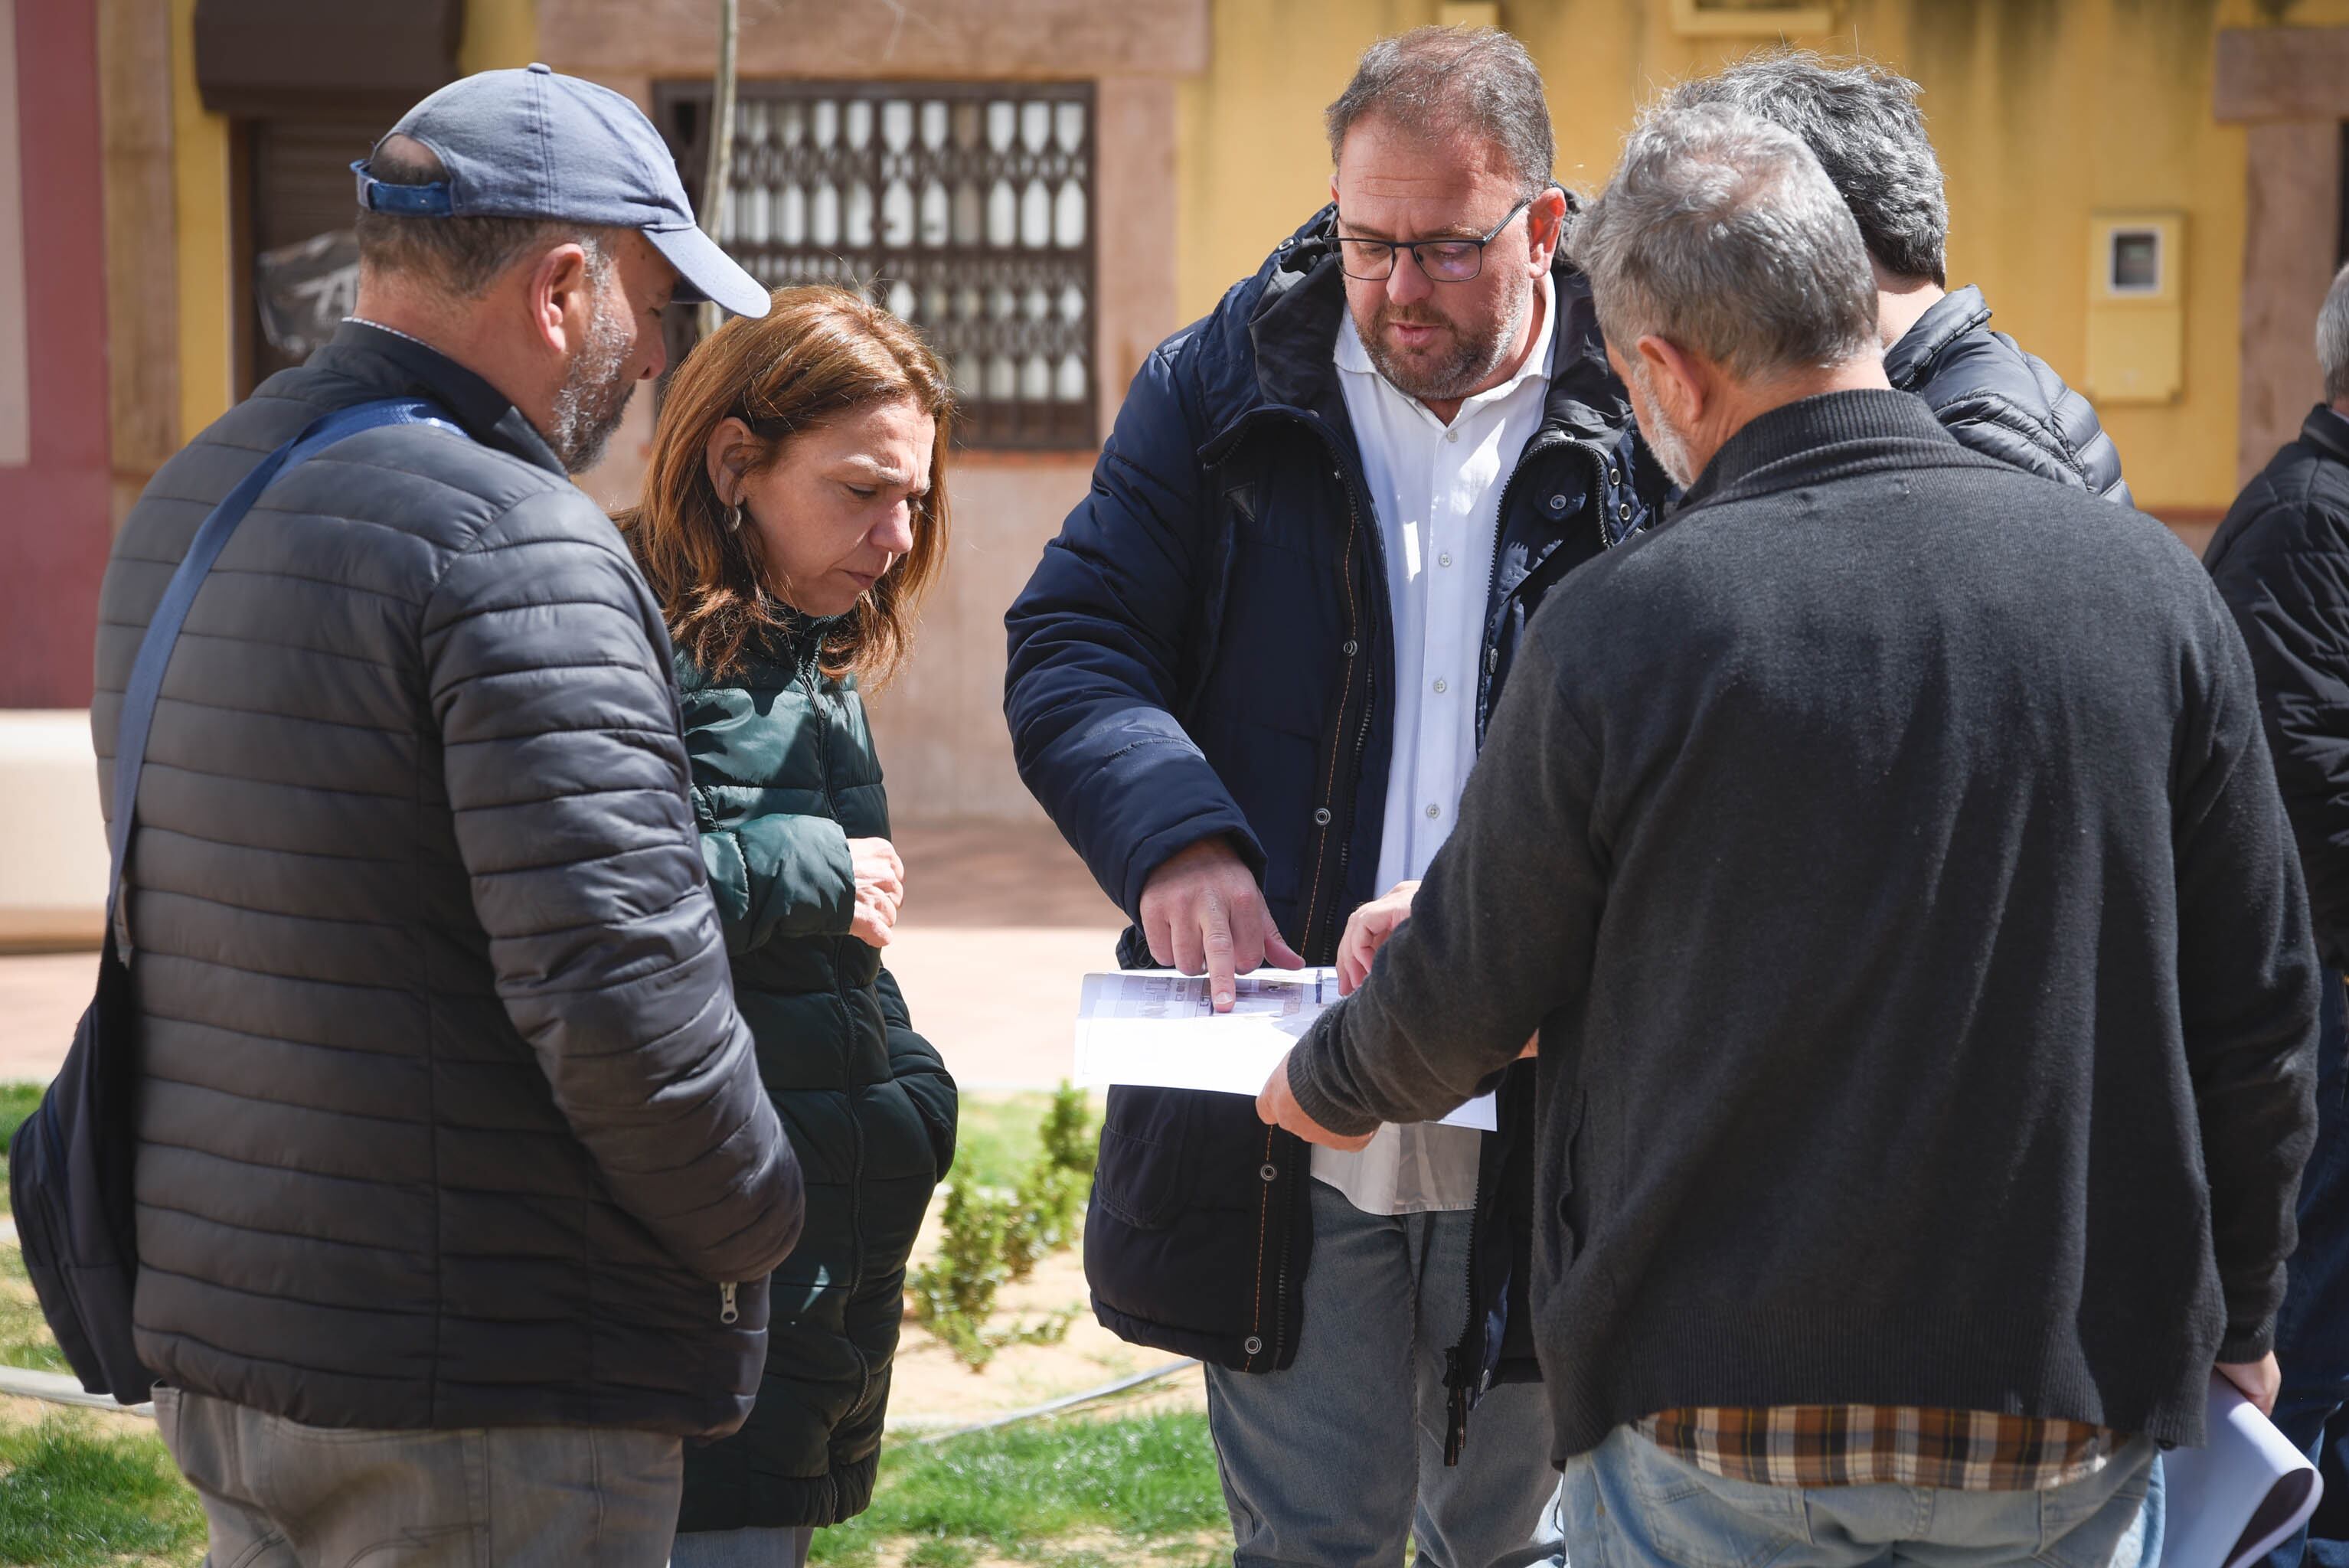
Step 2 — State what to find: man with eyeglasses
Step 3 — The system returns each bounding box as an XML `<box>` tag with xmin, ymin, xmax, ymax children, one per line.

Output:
<box><xmin>1005</xmin><ymin>25</ymin><xmax>1658</xmax><ymax>1566</ymax></box>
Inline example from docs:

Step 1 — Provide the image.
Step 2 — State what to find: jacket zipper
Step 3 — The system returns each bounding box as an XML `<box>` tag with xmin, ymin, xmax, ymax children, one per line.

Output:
<box><xmin>1297</xmin><ymin>436</ymin><xmax>1374</xmax><ymax>963</ymax></box>
<box><xmin>720</xmin><ymin>1281</ymin><xmax>739</xmax><ymax>1324</ymax></box>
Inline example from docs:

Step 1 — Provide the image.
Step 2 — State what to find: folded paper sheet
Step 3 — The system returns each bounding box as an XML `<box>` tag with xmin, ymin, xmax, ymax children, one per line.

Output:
<box><xmin>1072</xmin><ymin>968</ymin><xmax>1498</xmax><ymax>1132</ymax></box>
<box><xmin>2163</xmin><ymin>1374</ymin><xmax>2324</xmax><ymax>1568</ymax></box>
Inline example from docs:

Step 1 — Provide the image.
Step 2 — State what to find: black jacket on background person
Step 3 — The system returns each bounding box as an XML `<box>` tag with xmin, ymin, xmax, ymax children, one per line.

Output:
<box><xmin>90</xmin><ymin>321</ymin><xmax>802</xmax><ymax>1439</ymax></box>
<box><xmin>1287</xmin><ymin>390</ymin><xmax>2318</xmax><ymax>1462</ymax></box>
<box><xmin>2207</xmin><ymin>405</ymin><xmax>2349</xmax><ymax>972</ymax></box>
<box><xmin>1887</xmin><ymin>284</ymin><xmax>2132</xmax><ymax>505</ymax></box>
<box><xmin>1005</xmin><ymin>207</ymin><xmax>1661</xmax><ymax>1429</ymax></box>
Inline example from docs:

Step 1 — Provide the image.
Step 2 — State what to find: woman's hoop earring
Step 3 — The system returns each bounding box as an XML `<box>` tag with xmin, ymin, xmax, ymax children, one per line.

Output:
<box><xmin>727</xmin><ymin>502</ymin><xmax>743</xmax><ymax>533</ymax></box>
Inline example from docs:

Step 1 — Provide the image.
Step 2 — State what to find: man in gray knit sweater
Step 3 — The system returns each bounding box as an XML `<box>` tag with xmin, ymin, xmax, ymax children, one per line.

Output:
<box><xmin>1259</xmin><ymin>104</ymin><xmax>2320</xmax><ymax>1568</ymax></box>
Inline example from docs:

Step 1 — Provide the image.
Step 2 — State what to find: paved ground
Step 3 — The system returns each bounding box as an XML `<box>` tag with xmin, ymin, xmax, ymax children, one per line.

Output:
<box><xmin>0</xmin><ymin>818</ymin><xmax>1126</xmax><ymax>1091</ymax></box>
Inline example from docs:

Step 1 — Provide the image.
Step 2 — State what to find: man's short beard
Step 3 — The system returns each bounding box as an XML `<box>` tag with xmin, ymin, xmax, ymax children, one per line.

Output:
<box><xmin>1627</xmin><ymin>358</ymin><xmax>1697</xmax><ymax>489</ymax></box>
<box><xmin>547</xmin><ymin>280</ymin><xmax>635</xmax><ymax>475</ymax></box>
<box><xmin>1357</xmin><ymin>279</ymin><xmax>1529</xmax><ymax>405</ymax></box>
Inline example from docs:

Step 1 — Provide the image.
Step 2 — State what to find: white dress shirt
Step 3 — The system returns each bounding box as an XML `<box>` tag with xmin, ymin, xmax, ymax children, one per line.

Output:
<box><xmin>1312</xmin><ymin>274</ymin><xmax>1557</xmax><ymax>1217</ymax></box>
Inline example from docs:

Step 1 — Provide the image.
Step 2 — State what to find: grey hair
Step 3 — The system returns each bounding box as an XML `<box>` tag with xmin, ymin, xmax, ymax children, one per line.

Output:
<box><xmin>1325</xmin><ymin>26</ymin><xmax>1553</xmax><ymax>199</ymax></box>
<box><xmin>354</xmin><ymin>134</ymin><xmax>619</xmax><ymax>299</ymax></box>
<box><xmin>1566</xmin><ymin>103</ymin><xmax>1879</xmax><ymax>381</ymax></box>
<box><xmin>1662</xmin><ymin>49</ymin><xmax>1948</xmax><ymax>286</ymax></box>
<box><xmin>2321</xmin><ymin>263</ymin><xmax>2349</xmax><ymax>404</ymax></box>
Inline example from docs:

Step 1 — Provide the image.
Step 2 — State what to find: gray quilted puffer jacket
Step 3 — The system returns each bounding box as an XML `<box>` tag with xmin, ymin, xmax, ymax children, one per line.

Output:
<box><xmin>1887</xmin><ymin>285</ymin><xmax>2132</xmax><ymax>508</ymax></box>
<box><xmin>90</xmin><ymin>321</ymin><xmax>803</xmax><ymax>1438</ymax></box>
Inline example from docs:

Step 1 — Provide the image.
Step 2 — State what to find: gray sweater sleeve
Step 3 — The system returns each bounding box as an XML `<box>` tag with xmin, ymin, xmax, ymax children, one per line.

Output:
<box><xmin>1287</xmin><ymin>630</ymin><xmax>1605</xmax><ymax>1134</ymax></box>
<box><xmin>423</xmin><ymin>491</ymin><xmax>803</xmax><ymax>1285</ymax></box>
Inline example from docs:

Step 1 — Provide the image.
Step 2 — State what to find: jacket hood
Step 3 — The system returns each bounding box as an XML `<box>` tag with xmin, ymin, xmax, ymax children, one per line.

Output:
<box><xmin>1191</xmin><ymin>199</ymin><xmax>1635</xmax><ymax>452</ymax></box>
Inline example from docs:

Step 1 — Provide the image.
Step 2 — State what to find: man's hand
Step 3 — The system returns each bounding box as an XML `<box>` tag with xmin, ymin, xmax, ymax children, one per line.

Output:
<box><xmin>1257</xmin><ymin>1051</ymin><xmax>1374</xmax><ymax>1151</ymax></box>
<box><xmin>1139</xmin><ymin>837</ymin><xmax>1304</xmax><ymax>1011</ymax></box>
<box><xmin>848</xmin><ymin>837</ymin><xmax>904</xmax><ymax>949</ymax></box>
<box><xmin>2218</xmin><ymin>1352</ymin><xmax>2282</xmax><ymax>1416</ymax></box>
<box><xmin>1336</xmin><ymin>880</ymin><xmax>1420</xmax><ymax>995</ymax></box>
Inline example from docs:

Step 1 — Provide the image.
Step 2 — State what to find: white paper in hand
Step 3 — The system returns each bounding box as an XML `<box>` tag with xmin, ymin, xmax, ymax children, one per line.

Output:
<box><xmin>2162</xmin><ymin>1373</ymin><xmax>2323</xmax><ymax>1568</ymax></box>
<box><xmin>1071</xmin><ymin>968</ymin><xmax>1497</xmax><ymax>1131</ymax></box>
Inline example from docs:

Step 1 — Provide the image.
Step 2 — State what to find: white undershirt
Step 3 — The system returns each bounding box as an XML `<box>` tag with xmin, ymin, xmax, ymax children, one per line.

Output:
<box><xmin>1312</xmin><ymin>274</ymin><xmax>1556</xmax><ymax>1217</ymax></box>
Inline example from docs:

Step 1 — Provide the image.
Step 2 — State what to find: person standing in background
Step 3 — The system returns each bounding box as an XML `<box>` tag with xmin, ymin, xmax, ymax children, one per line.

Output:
<box><xmin>1667</xmin><ymin>50</ymin><xmax>2132</xmax><ymax>504</ymax></box>
<box><xmin>2205</xmin><ymin>260</ymin><xmax>2349</xmax><ymax>1568</ymax></box>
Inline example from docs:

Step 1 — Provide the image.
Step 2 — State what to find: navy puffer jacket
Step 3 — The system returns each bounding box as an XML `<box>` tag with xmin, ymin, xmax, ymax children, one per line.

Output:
<box><xmin>1005</xmin><ymin>207</ymin><xmax>1661</xmax><ymax>1447</ymax></box>
<box><xmin>1887</xmin><ymin>284</ymin><xmax>2131</xmax><ymax>505</ymax></box>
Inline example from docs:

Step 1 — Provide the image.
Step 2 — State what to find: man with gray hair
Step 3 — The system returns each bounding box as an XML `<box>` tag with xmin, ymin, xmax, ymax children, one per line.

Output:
<box><xmin>1668</xmin><ymin>50</ymin><xmax>2130</xmax><ymax>504</ymax></box>
<box><xmin>1008</xmin><ymin>24</ymin><xmax>1655</xmax><ymax>1567</ymax></box>
<box><xmin>2205</xmin><ymin>260</ymin><xmax>2349</xmax><ymax>1568</ymax></box>
<box><xmin>1260</xmin><ymin>103</ymin><xmax>2318</xmax><ymax>1568</ymax></box>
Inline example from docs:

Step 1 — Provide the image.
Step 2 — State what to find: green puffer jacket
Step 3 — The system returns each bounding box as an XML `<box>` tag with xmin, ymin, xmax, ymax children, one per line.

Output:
<box><xmin>671</xmin><ymin>624</ymin><xmax>958</xmax><ymax>1534</ymax></box>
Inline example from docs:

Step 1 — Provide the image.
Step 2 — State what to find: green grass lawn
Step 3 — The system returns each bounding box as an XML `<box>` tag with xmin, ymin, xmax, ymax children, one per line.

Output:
<box><xmin>813</xmin><ymin>1411</ymin><xmax>1224</xmax><ymax>1568</ymax></box>
<box><xmin>0</xmin><ymin>1082</ymin><xmax>1222</xmax><ymax>1568</ymax></box>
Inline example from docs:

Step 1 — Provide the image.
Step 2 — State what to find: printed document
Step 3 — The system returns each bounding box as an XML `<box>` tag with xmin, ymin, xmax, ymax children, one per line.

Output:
<box><xmin>1073</xmin><ymin>968</ymin><xmax>1498</xmax><ymax>1132</ymax></box>
<box><xmin>2163</xmin><ymin>1373</ymin><xmax>2323</xmax><ymax>1568</ymax></box>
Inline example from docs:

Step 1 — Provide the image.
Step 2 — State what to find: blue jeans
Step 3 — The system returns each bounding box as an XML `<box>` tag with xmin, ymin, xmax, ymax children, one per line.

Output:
<box><xmin>1562</xmin><ymin>1426</ymin><xmax>2159</xmax><ymax>1568</ymax></box>
<box><xmin>1203</xmin><ymin>1177</ymin><xmax>1567</xmax><ymax>1568</ymax></box>
<box><xmin>668</xmin><ymin>1526</ymin><xmax>812</xmax><ymax>1567</ymax></box>
<box><xmin>2260</xmin><ymin>974</ymin><xmax>2349</xmax><ymax>1568</ymax></box>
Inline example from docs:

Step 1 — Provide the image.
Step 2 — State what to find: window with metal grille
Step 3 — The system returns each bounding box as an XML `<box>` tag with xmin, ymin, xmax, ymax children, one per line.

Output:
<box><xmin>661</xmin><ymin>81</ymin><xmax>1096</xmax><ymax>451</ymax></box>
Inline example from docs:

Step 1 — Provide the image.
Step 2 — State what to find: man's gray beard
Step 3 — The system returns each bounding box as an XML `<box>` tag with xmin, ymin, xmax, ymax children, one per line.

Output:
<box><xmin>1358</xmin><ymin>280</ymin><xmax>1528</xmax><ymax>405</ymax></box>
<box><xmin>547</xmin><ymin>295</ymin><xmax>635</xmax><ymax>475</ymax></box>
<box><xmin>1629</xmin><ymin>359</ymin><xmax>1697</xmax><ymax>488</ymax></box>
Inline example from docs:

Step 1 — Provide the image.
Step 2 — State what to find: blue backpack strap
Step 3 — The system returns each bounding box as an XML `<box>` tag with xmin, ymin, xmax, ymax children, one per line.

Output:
<box><xmin>106</xmin><ymin>398</ymin><xmax>466</xmax><ymax>929</ymax></box>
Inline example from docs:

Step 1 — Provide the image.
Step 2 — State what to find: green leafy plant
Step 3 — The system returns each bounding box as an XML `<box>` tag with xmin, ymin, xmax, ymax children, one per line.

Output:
<box><xmin>907</xmin><ymin>1086</ymin><xmax>1097</xmax><ymax>1367</ymax></box>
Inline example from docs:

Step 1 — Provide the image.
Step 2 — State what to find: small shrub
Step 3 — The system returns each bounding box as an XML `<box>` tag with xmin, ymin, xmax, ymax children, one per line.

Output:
<box><xmin>907</xmin><ymin>1086</ymin><xmax>1096</xmax><ymax>1367</ymax></box>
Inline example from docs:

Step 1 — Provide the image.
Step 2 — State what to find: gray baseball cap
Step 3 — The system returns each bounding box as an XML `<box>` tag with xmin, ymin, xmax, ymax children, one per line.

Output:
<box><xmin>354</xmin><ymin>63</ymin><xmax>769</xmax><ymax>319</ymax></box>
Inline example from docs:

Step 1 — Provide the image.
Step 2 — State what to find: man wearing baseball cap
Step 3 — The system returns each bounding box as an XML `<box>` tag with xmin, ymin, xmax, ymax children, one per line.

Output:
<box><xmin>90</xmin><ymin>67</ymin><xmax>798</xmax><ymax>1566</ymax></box>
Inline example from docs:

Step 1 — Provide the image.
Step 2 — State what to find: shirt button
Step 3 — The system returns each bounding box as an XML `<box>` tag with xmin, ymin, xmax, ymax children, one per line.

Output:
<box><xmin>1433</xmin><ymin>678</ymin><xmax>1448</xmax><ymax>694</ymax></box>
<box><xmin>1444</xmin><ymin>429</ymin><xmax>1459</xmax><ymax>443</ymax></box>
<box><xmin>1438</xmin><ymin>552</ymin><xmax>1452</xmax><ymax>567</ymax></box>
<box><xmin>1547</xmin><ymin>494</ymin><xmax>1568</xmax><ymax>513</ymax></box>
<box><xmin>1425</xmin><ymin>803</ymin><xmax>1441</xmax><ymax>819</ymax></box>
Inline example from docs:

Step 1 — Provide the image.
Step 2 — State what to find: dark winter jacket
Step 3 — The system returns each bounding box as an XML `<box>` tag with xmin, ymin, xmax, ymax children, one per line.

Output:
<box><xmin>671</xmin><ymin>625</ymin><xmax>957</xmax><ymax>1532</ymax></box>
<box><xmin>1289</xmin><ymin>390</ymin><xmax>2319</xmax><ymax>1460</ymax></box>
<box><xmin>1887</xmin><ymin>284</ymin><xmax>2132</xmax><ymax>505</ymax></box>
<box><xmin>2207</xmin><ymin>405</ymin><xmax>2349</xmax><ymax>972</ymax></box>
<box><xmin>1004</xmin><ymin>207</ymin><xmax>1660</xmax><ymax>1436</ymax></box>
<box><xmin>90</xmin><ymin>321</ymin><xmax>802</xmax><ymax>1437</ymax></box>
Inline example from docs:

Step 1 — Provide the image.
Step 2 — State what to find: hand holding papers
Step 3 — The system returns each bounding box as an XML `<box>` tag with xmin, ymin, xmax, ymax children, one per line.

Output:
<box><xmin>1071</xmin><ymin>968</ymin><xmax>1498</xmax><ymax>1133</ymax></box>
<box><xmin>2163</xmin><ymin>1371</ymin><xmax>2324</xmax><ymax>1568</ymax></box>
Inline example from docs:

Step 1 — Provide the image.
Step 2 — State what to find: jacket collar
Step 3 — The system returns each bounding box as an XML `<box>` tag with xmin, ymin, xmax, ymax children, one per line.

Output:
<box><xmin>1673</xmin><ymin>387</ymin><xmax>1975</xmax><ymax>516</ymax></box>
<box><xmin>1230</xmin><ymin>200</ymin><xmax>1633</xmax><ymax>450</ymax></box>
<box><xmin>312</xmin><ymin>319</ymin><xmax>567</xmax><ymax>476</ymax></box>
<box><xmin>1883</xmin><ymin>284</ymin><xmax>1992</xmax><ymax>394</ymax></box>
<box><xmin>2302</xmin><ymin>403</ymin><xmax>2349</xmax><ymax>469</ymax></box>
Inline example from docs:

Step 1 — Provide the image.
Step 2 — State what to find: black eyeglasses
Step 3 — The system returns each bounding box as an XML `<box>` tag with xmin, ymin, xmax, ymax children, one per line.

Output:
<box><xmin>1335</xmin><ymin>197</ymin><xmax>1534</xmax><ymax>283</ymax></box>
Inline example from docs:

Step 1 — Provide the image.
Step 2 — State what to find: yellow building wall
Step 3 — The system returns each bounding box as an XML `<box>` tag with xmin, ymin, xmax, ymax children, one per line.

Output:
<box><xmin>1178</xmin><ymin>0</ymin><xmax>2332</xmax><ymax>517</ymax></box>
<box><xmin>169</xmin><ymin>0</ymin><xmax>230</xmax><ymax>446</ymax></box>
<box><xmin>162</xmin><ymin>0</ymin><xmax>2315</xmax><ymax>515</ymax></box>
